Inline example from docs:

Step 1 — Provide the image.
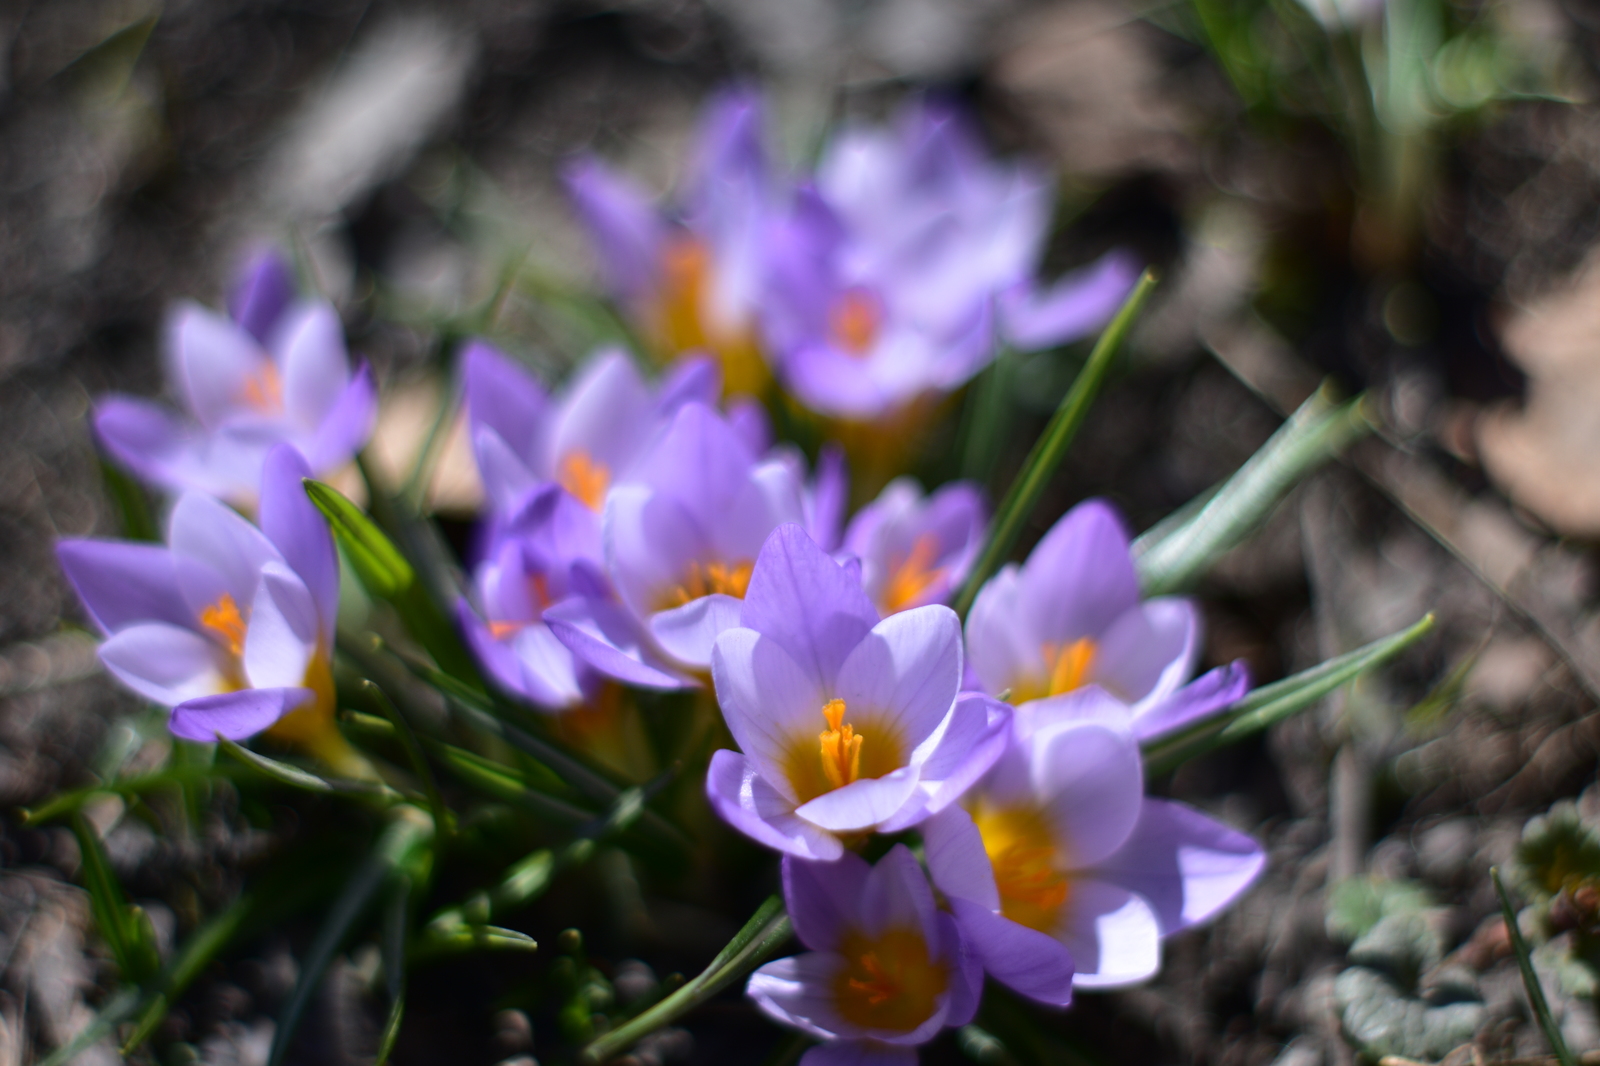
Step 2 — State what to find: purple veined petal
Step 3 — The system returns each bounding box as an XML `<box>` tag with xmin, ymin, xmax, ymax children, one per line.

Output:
<box><xmin>602</xmin><ymin>484</ymin><xmax>706</xmax><ymax>620</ymax></box>
<box><xmin>807</xmin><ymin>444</ymin><xmax>848</xmax><ymax>554</ymax></box>
<box><xmin>561</xmin><ymin>155</ymin><xmax>665</xmax><ymax>304</ymax></box>
<box><xmin>304</xmin><ymin>363</ymin><xmax>377</xmax><ymax>474</ymax></box>
<box><xmin>728</xmin><ymin>398</ymin><xmax>773</xmax><ymax>457</ymax></box>
<box><xmin>686</xmin><ymin>86</ymin><xmax>767</xmax><ymax>215</ymax></box>
<box><xmin>964</xmin><ymin>565</ymin><xmax>1035</xmax><ymax>697</ymax></box>
<box><xmin>795</xmin><ymin>766</ymin><xmax>921</xmax><ymax>834</ymax></box>
<box><xmin>549</xmin><ymin>349</ymin><xmax>654</xmax><ymax>477</ymax></box>
<box><xmin>228</xmin><ymin>246</ymin><xmax>296</xmax><ymax>344</ymax></box>
<box><xmin>258</xmin><ymin>445</ymin><xmax>338</xmax><ymax>640</ymax></box>
<box><xmin>93</xmin><ymin>396</ymin><xmax>196</xmax><ymax>494</ymax></box>
<box><xmin>56</xmin><ymin>540</ymin><xmax>190</xmax><ymax>634</ymax></box>
<box><xmin>878</xmin><ymin>693</ymin><xmax>1009</xmax><ymax>832</ymax></box>
<box><xmin>460</xmin><ymin>598</ymin><xmax>535</xmax><ymax>700</ymax></box>
<box><xmin>711</xmin><ymin>627</ymin><xmax>827</xmax><ymax>801</ymax></box>
<box><xmin>741</xmin><ymin>525</ymin><xmax>878</xmax><ymax>694</ymax></box>
<box><xmin>168</xmin><ymin>686</ymin><xmax>314</xmax><ymax>743</ymax></box>
<box><xmin>1094</xmin><ymin>598</ymin><xmax>1200</xmax><ymax>710</ymax></box>
<box><xmin>747</xmin><ymin>954</ymin><xmax>850</xmax><ymax>1042</ymax></box>
<box><xmin>241</xmin><ymin>564</ymin><xmax>317</xmax><ymax>691</ymax></box>
<box><xmin>705</xmin><ymin>750</ymin><xmax>845</xmax><ymax>861</ymax></box>
<box><xmin>921</xmin><ymin>805</ymin><xmax>999</xmax><ymax>911</ymax></box>
<box><xmin>921</xmin><ymin>300</ymin><xmax>1000</xmax><ymax>395</ymax></box>
<box><xmin>648</xmin><ymin>593</ymin><xmax>746</xmax><ymax>670</ymax></box>
<box><xmin>784</xmin><ymin>850</ymin><xmax>872</xmax><ymax>951</ymax></box>
<box><xmin>167</xmin><ymin>490</ymin><xmax>283</xmax><ymax>610</ymax></box>
<box><xmin>1087</xmin><ymin>798</ymin><xmax>1265</xmax><ymax>937</ymax></box>
<box><xmin>544</xmin><ymin>596</ymin><xmax>696</xmax><ymax>690</ymax></box>
<box><xmin>936</xmin><ymin>909</ymin><xmax>984</xmax><ymax>1029</ymax></box>
<box><xmin>833</xmin><ymin>605</ymin><xmax>963</xmax><ymax>760</ymax></box>
<box><xmin>657</xmin><ymin>354</ymin><xmax>722</xmax><ymax>414</ymax></box>
<box><xmin>781</xmin><ymin>337</ymin><xmax>919</xmax><ymax>421</ymax></box>
<box><xmin>1027</xmin><ymin>704</ymin><xmax>1144</xmax><ymax>868</ymax></box>
<box><xmin>634</xmin><ymin>403</ymin><xmax>757</xmax><ymax>514</ymax></box>
<box><xmin>856</xmin><ymin>844</ymin><xmax>940</xmax><ymax>946</ymax></box>
<box><xmin>472</xmin><ymin>425</ymin><xmax>541</xmax><ymax>518</ymax></box>
<box><xmin>1020</xmin><ymin>499</ymin><xmax>1140</xmax><ymax>648</ymax></box>
<box><xmin>508</xmin><ymin>622</ymin><xmax>587</xmax><ymax>710</ymax></box>
<box><xmin>1056</xmin><ymin>878</ymin><xmax>1162</xmax><ymax>989</ymax></box>
<box><xmin>999</xmin><ymin>249</ymin><xmax>1141</xmax><ymax>353</ymax></box>
<box><xmin>1131</xmin><ymin>660</ymin><xmax>1251</xmax><ymax>743</ymax></box>
<box><xmin>728</xmin><ymin>459</ymin><xmax>808</xmax><ymax>561</ymax></box>
<box><xmin>799</xmin><ymin>1041</ymin><xmax>918</xmax><ymax>1066</ymax></box>
<box><xmin>272</xmin><ymin>302</ymin><xmax>349</xmax><ymax>430</ymax></box>
<box><xmin>99</xmin><ymin>623</ymin><xmax>228</xmax><ymax>706</ymax></box>
<box><xmin>166</xmin><ymin>302</ymin><xmax>268</xmax><ymax>430</ymax></box>
<box><xmin>947</xmin><ymin>898</ymin><xmax>1075</xmax><ymax>1008</ymax></box>
<box><xmin>462</xmin><ymin>340</ymin><xmax>549</xmax><ymax>467</ymax></box>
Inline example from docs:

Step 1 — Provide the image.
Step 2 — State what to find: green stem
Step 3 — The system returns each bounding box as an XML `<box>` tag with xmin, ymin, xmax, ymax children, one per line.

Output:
<box><xmin>1494</xmin><ymin>867</ymin><xmax>1579</xmax><ymax>1066</ymax></box>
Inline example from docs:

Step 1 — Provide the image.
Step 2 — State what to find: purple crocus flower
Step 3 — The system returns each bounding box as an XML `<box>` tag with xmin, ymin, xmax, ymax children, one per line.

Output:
<box><xmin>94</xmin><ymin>249</ymin><xmax>377</xmax><ymax>505</ymax></box>
<box><xmin>547</xmin><ymin>402</ymin><xmax>809</xmax><ymax>686</ymax></box>
<box><xmin>747</xmin><ymin>846</ymin><xmax>981</xmax><ymax>1065</ymax></box>
<box><xmin>843</xmin><ymin>478</ymin><xmax>986</xmax><ymax>617</ymax></box>
<box><xmin>924</xmin><ymin>686</ymin><xmax>1265</xmax><ymax>990</ymax></box>
<box><xmin>965</xmin><ymin>498</ymin><xmax>1251</xmax><ymax>742</ymax></box>
<box><xmin>563</xmin><ymin>87</ymin><xmax>778</xmax><ymax>397</ymax></box>
<box><xmin>704</xmin><ymin>524</ymin><xmax>1008</xmax><ymax>861</ymax></box>
<box><xmin>463</xmin><ymin>340</ymin><xmax>718</xmax><ymax>522</ymax></box>
<box><xmin>763</xmin><ymin>100</ymin><xmax>1139</xmax><ymax>420</ymax></box>
<box><xmin>55</xmin><ymin>445</ymin><xmax>364</xmax><ymax>773</ymax></box>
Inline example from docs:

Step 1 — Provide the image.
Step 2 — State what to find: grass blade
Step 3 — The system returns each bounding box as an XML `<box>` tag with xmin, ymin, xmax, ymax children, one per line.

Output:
<box><xmin>1144</xmin><ymin>614</ymin><xmax>1435</xmax><ymax>775</ymax></box>
<box><xmin>216</xmin><ymin>737</ymin><xmax>397</xmax><ymax>799</ymax></box>
<box><xmin>70</xmin><ymin>813</ymin><xmax>159</xmax><ymax>985</ymax></box>
<box><xmin>121</xmin><ymin>891</ymin><xmax>257</xmax><ymax>1053</ymax></box>
<box><xmin>1134</xmin><ymin>384</ymin><xmax>1375</xmax><ymax>597</ymax></box>
<box><xmin>23</xmin><ymin>765</ymin><xmax>229</xmax><ymax>825</ymax></box>
<box><xmin>364</xmin><ymin>680</ymin><xmax>453</xmax><ymax>841</ymax></box>
<box><xmin>581</xmin><ymin>896</ymin><xmax>793</xmax><ymax>1063</ymax></box>
<box><xmin>99</xmin><ymin>459</ymin><xmax>159</xmax><ymax>542</ymax></box>
<box><xmin>34</xmin><ymin>988</ymin><xmax>140</xmax><ymax>1066</ymax></box>
<box><xmin>1494</xmin><ymin>866</ymin><xmax>1580</xmax><ymax>1066</ymax></box>
<box><xmin>951</xmin><ymin>270</ymin><xmax>1158</xmax><ymax>619</ymax></box>
<box><xmin>376</xmin><ymin>877</ymin><xmax>411</xmax><ymax>1066</ymax></box>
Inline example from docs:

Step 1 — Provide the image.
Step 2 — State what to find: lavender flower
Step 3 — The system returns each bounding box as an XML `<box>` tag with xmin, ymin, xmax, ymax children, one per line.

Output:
<box><xmin>924</xmin><ymin>687</ymin><xmax>1264</xmax><ymax>990</ymax></box>
<box><xmin>94</xmin><ymin>249</ymin><xmax>376</xmax><ymax>505</ymax></box>
<box><xmin>965</xmin><ymin>498</ymin><xmax>1251</xmax><ymax>741</ymax></box>
<box><xmin>748</xmin><ymin>846</ymin><xmax>981</xmax><ymax>1065</ymax></box>
<box><xmin>563</xmin><ymin>88</ymin><xmax>778</xmax><ymax>396</ymax></box>
<box><xmin>843</xmin><ymin>478</ymin><xmax>986</xmax><ymax>617</ymax></box>
<box><xmin>763</xmin><ymin>100</ymin><xmax>1139</xmax><ymax>420</ymax></box>
<box><xmin>56</xmin><ymin>445</ymin><xmax>362</xmax><ymax>772</ymax></box>
<box><xmin>546</xmin><ymin>402</ymin><xmax>808</xmax><ymax>686</ymax></box>
<box><xmin>704</xmin><ymin>524</ymin><xmax>1008</xmax><ymax>861</ymax></box>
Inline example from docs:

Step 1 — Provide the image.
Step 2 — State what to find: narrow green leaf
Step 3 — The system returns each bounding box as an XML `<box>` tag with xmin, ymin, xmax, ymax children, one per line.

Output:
<box><xmin>24</xmin><ymin>765</ymin><xmax>227</xmax><ymax>825</ymax></box>
<box><xmin>305</xmin><ymin>479</ymin><xmax>415</xmax><ymax>598</ymax></box>
<box><xmin>216</xmin><ymin>737</ymin><xmax>334</xmax><ymax>792</ymax></box>
<box><xmin>1134</xmin><ymin>384</ymin><xmax>1375</xmax><ymax>597</ymax></box>
<box><xmin>428</xmin><ymin>742</ymin><xmax>595</xmax><ymax>826</ymax></box>
<box><xmin>35</xmin><ymin>988</ymin><xmax>140</xmax><ymax>1066</ymax></box>
<box><xmin>582</xmin><ymin>896</ymin><xmax>793</xmax><ymax>1063</ymax></box>
<box><xmin>121</xmin><ymin>891</ymin><xmax>257</xmax><ymax>1053</ymax></box>
<box><xmin>70</xmin><ymin>814</ymin><xmax>158</xmax><ymax>984</ymax></box>
<box><xmin>375</xmin><ymin>877</ymin><xmax>410</xmax><ymax>1066</ymax></box>
<box><xmin>410</xmin><ymin>924</ymin><xmax>539</xmax><ymax>963</ymax></box>
<box><xmin>267</xmin><ymin>808</ymin><xmax>434</xmax><ymax>1066</ymax></box>
<box><xmin>1144</xmin><ymin>614</ymin><xmax>1436</xmax><ymax>775</ymax></box>
<box><xmin>957</xmin><ymin>349</ymin><xmax>1017</xmax><ymax>484</ymax></box>
<box><xmin>1493</xmin><ymin>867</ymin><xmax>1580</xmax><ymax>1066</ymax></box>
<box><xmin>364</xmin><ymin>680</ymin><xmax>453</xmax><ymax>841</ymax></box>
<box><xmin>951</xmin><ymin>270</ymin><xmax>1158</xmax><ymax>619</ymax></box>
<box><xmin>99</xmin><ymin>459</ymin><xmax>159</xmax><ymax>542</ymax></box>
<box><xmin>958</xmin><ymin>1024</ymin><xmax>1021</xmax><ymax>1066</ymax></box>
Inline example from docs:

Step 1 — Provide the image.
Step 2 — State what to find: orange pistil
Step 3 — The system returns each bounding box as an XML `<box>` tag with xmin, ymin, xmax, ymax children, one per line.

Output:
<box><xmin>663</xmin><ymin>559</ymin><xmax>754</xmax><ymax>608</ymax></box>
<box><xmin>828</xmin><ymin>287</ymin><xmax>882</xmax><ymax>357</ymax></box>
<box><xmin>1008</xmin><ymin>636</ymin><xmax>1098</xmax><ymax>705</ymax></box>
<box><xmin>881</xmin><ymin>534</ymin><xmax>944</xmax><ymax>614</ymax></box>
<box><xmin>200</xmin><ymin>593</ymin><xmax>248</xmax><ymax>656</ymax></box>
<box><xmin>971</xmin><ymin>802</ymin><xmax>1071</xmax><ymax>933</ymax></box>
<box><xmin>238</xmin><ymin>361</ymin><xmax>284</xmax><ymax>414</ymax></box>
<box><xmin>558</xmin><ymin>450</ymin><xmax>611</xmax><ymax>511</ymax></box>
<box><xmin>818</xmin><ymin>698</ymin><xmax>864</xmax><ymax>790</ymax></box>
<box><xmin>833</xmin><ymin>927</ymin><xmax>949</xmax><ymax>1032</ymax></box>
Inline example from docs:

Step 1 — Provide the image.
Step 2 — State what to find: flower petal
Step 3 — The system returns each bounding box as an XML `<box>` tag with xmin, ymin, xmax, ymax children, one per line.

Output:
<box><xmin>1088</xmin><ymin>798</ymin><xmax>1265</xmax><ymax>936</ymax></box>
<box><xmin>258</xmin><ymin>445</ymin><xmax>337</xmax><ymax>639</ymax></box>
<box><xmin>99</xmin><ymin>623</ymin><xmax>227</xmax><ymax>706</ymax></box>
<box><xmin>228</xmin><ymin>247</ymin><xmax>295</xmax><ymax>343</ymax></box>
<box><xmin>561</xmin><ymin>155</ymin><xmax>664</xmax><ymax>304</ymax></box>
<box><xmin>807</xmin><ymin>444</ymin><xmax>849</xmax><ymax>554</ymax></box>
<box><xmin>833</xmin><ymin>606</ymin><xmax>962</xmax><ymax>758</ymax></box>
<box><xmin>166</xmin><ymin>302</ymin><xmax>266</xmax><ymax>430</ymax></box>
<box><xmin>168</xmin><ymin>490</ymin><xmax>283</xmax><ymax>609</ymax></box>
<box><xmin>1020</xmin><ymin>499</ymin><xmax>1139</xmax><ymax>647</ymax></box>
<box><xmin>168</xmin><ymin>687</ymin><xmax>314</xmax><ymax>743</ymax></box>
<box><xmin>544</xmin><ymin>596</ymin><xmax>696</xmax><ymax>691</ymax></box>
<box><xmin>1132</xmin><ymin>660</ymin><xmax>1251</xmax><ymax>743</ymax></box>
<box><xmin>784</xmin><ymin>851</ymin><xmax>871</xmax><ymax>952</ymax></box>
<box><xmin>463</xmin><ymin>341</ymin><xmax>549</xmax><ymax>467</ymax></box>
<box><xmin>921</xmin><ymin>805</ymin><xmax>999</xmax><ymax>912</ymax></box>
<box><xmin>1093</xmin><ymin>598</ymin><xmax>1199</xmax><ymax>708</ymax></box>
<box><xmin>710</xmin><ymin>627</ymin><xmax>826</xmax><ymax>799</ymax></box>
<box><xmin>93</xmin><ymin>396</ymin><xmax>201</xmax><ymax>495</ymax></box>
<box><xmin>56</xmin><ymin>540</ymin><xmax>190</xmax><ymax>634</ymax></box>
<box><xmin>747</xmin><ymin>954</ymin><xmax>849</xmax><ymax>1042</ymax></box>
<box><xmin>1056</xmin><ymin>878</ymin><xmax>1162</xmax><ymax>989</ymax></box>
<box><xmin>877</xmin><ymin>693</ymin><xmax>1008</xmax><ymax>832</ymax></box>
<box><xmin>963</xmin><ymin>565</ymin><xmax>1033</xmax><ymax>696</ymax></box>
<box><xmin>794</xmin><ymin>767</ymin><xmax>920</xmax><ymax>833</ymax></box>
<box><xmin>1027</xmin><ymin>703</ymin><xmax>1144</xmax><ymax>868</ymax></box>
<box><xmin>304</xmin><ymin>363</ymin><xmax>377</xmax><ymax>473</ymax></box>
<box><xmin>936</xmin><ymin>910</ymin><xmax>984</xmax><ymax>1029</ymax></box>
<box><xmin>242</xmin><ymin>565</ymin><xmax>317</xmax><ymax>690</ymax></box>
<box><xmin>742</xmin><ymin>524</ymin><xmax>879</xmax><ymax>694</ymax></box>
<box><xmin>549</xmin><ymin>349</ymin><xmax>654</xmax><ymax>477</ymax></box>
<box><xmin>649</xmin><ymin>594</ymin><xmax>745</xmax><ymax>670</ymax></box>
<box><xmin>998</xmin><ymin>249</ymin><xmax>1141</xmax><ymax>352</ymax></box>
<box><xmin>273</xmin><ymin>302</ymin><xmax>350</xmax><ymax>429</ymax></box>
<box><xmin>705</xmin><ymin>750</ymin><xmax>843</xmax><ymax>861</ymax></box>
<box><xmin>799</xmin><ymin>1042</ymin><xmax>917</xmax><ymax>1066</ymax></box>
<box><xmin>948</xmin><ymin>898</ymin><xmax>1075</xmax><ymax>1007</ymax></box>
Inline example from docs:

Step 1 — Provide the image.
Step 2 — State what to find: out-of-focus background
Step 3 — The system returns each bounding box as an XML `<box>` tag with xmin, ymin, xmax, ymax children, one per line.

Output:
<box><xmin>9</xmin><ymin>1</ymin><xmax>1600</xmax><ymax>1063</ymax></box>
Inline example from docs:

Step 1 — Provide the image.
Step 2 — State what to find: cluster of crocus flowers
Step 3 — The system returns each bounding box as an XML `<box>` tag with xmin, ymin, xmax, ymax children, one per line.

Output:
<box><xmin>93</xmin><ymin>249</ymin><xmax>377</xmax><ymax>506</ymax></box>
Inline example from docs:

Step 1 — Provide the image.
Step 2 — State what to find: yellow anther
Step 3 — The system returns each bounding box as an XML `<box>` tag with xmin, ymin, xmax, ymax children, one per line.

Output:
<box><xmin>1045</xmin><ymin>637</ymin><xmax>1097</xmax><ymax>697</ymax></box>
<box><xmin>664</xmin><ymin>559</ymin><xmax>754</xmax><ymax>608</ymax></box>
<box><xmin>881</xmin><ymin>533</ymin><xmax>944</xmax><ymax>614</ymax></box>
<box><xmin>971</xmin><ymin>802</ymin><xmax>1071</xmax><ymax>933</ymax></box>
<box><xmin>200</xmin><ymin>593</ymin><xmax>247</xmax><ymax>656</ymax></box>
<box><xmin>558</xmin><ymin>450</ymin><xmax>611</xmax><ymax>512</ymax></box>
<box><xmin>818</xmin><ymin>698</ymin><xmax>864</xmax><ymax>790</ymax></box>
<box><xmin>833</xmin><ymin>928</ymin><xmax>948</xmax><ymax>1032</ymax></box>
<box><xmin>829</xmin><ymin>287</ymin><xmax>882</xmax><ymax>357</ymax></box>
<box><xmin>238</xmin><ymin>361</ymin><xmax>284</xmax><ymax>413</ymax></box>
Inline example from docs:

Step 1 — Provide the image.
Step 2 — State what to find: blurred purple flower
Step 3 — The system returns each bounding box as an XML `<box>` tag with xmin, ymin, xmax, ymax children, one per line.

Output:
<box><xmin>546</xmin><ymin>402</ymin><xmax>808</xmax><ymax>686</ymax></box>
<box><xmin>843</xmin><ymin>478</ymin><xmax>986</xmax><ymax>617</ymax></box>
<box><xmin>747</xmin><ymin>846</ymin><xmax>981</xmax><ymax>1064</ymax></box>
<box><xmin>704</xmin><ymin>524</ymin><xmax>1007</xmax><ymax>861</ymax></box>
<box><xmin>924</xmin><ymin>687</ymin><xmax>1264</xmax><ymax>991</ymax></box>
<box><xmin>94</xmin><ymin>249</ymin><xmax>376</xmax><ymax>505</ymax></box>
<box><xmin>563</xmin><ymin>87</ymin><xmax>778</xmax><ymax>396</ymax></box>
<box><xmin>763</xmin><ymin>100</ymin><xmax>1139</xmax><ymax>419</ymax></box>
<box><xmin>56</xmin><ymin>445</ymin><xmax>363</xmax><ymax>771</ymax></box>
<box><xmin>965</xmin><ymin>498</ymin><xmax>1251</xmax><ymax>741</ymax></box>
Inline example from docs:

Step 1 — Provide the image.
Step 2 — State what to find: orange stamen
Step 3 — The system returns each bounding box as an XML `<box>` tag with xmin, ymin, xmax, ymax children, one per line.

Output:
<box><xmin>1045</xmin><ymin>637</ymin><xmax>1097</xmax><ymax>697</ymax></box>
<box><xmin>833</xmin><ymin>928</ymin><xmax>949</xmax><ymax>1032</ymax></box>
<box><xmin>829</xmin><ymin>287</ymin><xmax>882</xmax><ymax>357</ymax></box>
<box><xmin>971</xmin><ymin>802</ymin><xmax>1071</xmax><ymax>933</ymax></box>
<box><xmin>663</xmin><ymin>559</ymin><xmax>754</xmax><ymax>608</ymax></box>
<box><xmin>818</xmin><ymin>698</ymin><xmax>864</xmax><ymax>790</ymax></box>
<box><xmin>881</xmin><ymin>534</ymin><xmax>944</xmax><ymax>614</ymax></box>
<box><xmin>486</xmin><ymin>575</ymin><xmax>554</xmax><ymax>640</ymax></box>
<box><xmin>200</xmin><ymin>593</ymin><xmax>247</xmax><ymax>656</ymax></box>
<box><xmin>239</xmin><ymin>361</ymin><xmax>284</xmax><ymax>413</ymax></box>
<box><xmin>558</xmin><ymin>450</ymin><xmax>611</xmax><ymax>511</ymax></box>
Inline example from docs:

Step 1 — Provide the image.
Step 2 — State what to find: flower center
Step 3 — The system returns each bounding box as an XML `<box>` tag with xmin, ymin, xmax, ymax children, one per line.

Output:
<box><xmin>880</xmin><ymin>534</ymin><xmax>944</xmax><ymax>615</ymax></box>
<box><xmin>651</xmin><ymin>231</ymin><xmax>769</xmax><ymax>395</ymax></box>
<box><xmin>558</xmin><ymin>450</ymin><xmax>610</xmax><ymax>512</ymax></box>
<box><xmin>238</xmin><ymin>360</ymin><xmax>284</xmax><ymax>414</ymax></box>
<box><xmin>662</xmin><ymin>559</ymin><xmax>754</xmax><ymax>608</ymax></box>
<box><xmin>488</xmin><ymin>574</ymin><xmax>553</xmax><ymax>639</ymax></box>
<box><xmin>833</xmin><ymin>927</ymin><xmax>949</xmax><ymax>1033</ymax></box>
<box><xmin>828</xmin><ymin>287</ymin><xmax>882</xmax><ymax>357</ymax></box>
<box><xmin>818</xmin><ymin>698</ymin><xmax>864</xmax><ymax>790</ymax></box>
<box><xmin>970</xmin><ymin>801</ymin><xmax>1070</xmax><ymax>934</ymax></box>
<box><xmin>1009</xmin><ymin>636</ymin><xmax>1098</xmax><ymax>705</ymax></box>
<box><xmin>199</xmin><ymin>593</ymin><xmax>248</xmax><ymax>657</ymax></box>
